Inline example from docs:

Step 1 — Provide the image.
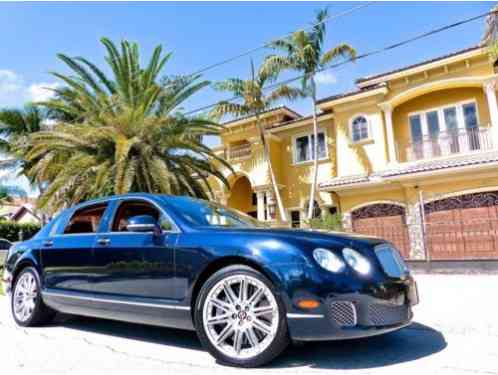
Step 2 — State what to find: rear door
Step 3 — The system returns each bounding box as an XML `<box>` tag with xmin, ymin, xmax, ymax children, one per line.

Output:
<box><xmin>42</xmin><ymin>202</ymin><xmax>108</xmax><ymax>293</ymax></box>
<box><xmin>92</xmin><ymin>198</ymin><xmax>178</xmax><ymax>300</ymax></box>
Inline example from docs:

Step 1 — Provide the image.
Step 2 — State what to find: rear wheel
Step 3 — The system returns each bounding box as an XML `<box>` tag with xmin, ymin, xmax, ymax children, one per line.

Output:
<box><xmin>195</xmin><ymin>265</ymin><xmax>289</xmax><ymax>367</ymax></box>
<box><xmin>11</xmin><ymin>267</ymin><xmax>55</xmax><ymax>327</ymax></box>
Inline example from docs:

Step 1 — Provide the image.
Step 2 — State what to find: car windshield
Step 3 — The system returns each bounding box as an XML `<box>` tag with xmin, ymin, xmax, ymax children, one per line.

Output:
<box><xmin>165</xmin><ymin>197</ymin><xmax>267</xmax><ymax>228</ymax></box>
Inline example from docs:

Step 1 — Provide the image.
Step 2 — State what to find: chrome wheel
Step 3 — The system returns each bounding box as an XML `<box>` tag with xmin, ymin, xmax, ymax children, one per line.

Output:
<box><xmin>13</xmin><ymin>272</ymin><xmax>38</xmax><ymax>322</ymax></box>
<box><xmin>202</xmin><ymin>274</ymin><xmax>279</xmax><ymax>360</ymax></box>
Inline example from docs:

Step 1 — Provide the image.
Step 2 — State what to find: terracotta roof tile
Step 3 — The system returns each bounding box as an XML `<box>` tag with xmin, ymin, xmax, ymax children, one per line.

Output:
<box><xmin>319</xmin><ymin>151</ymin><xmax>498</xmax><ymax>190</ymax></box>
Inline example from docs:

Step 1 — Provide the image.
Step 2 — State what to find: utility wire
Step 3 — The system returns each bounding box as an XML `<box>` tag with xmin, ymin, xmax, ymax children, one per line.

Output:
<box><xmin>96</xmin><ymin>2</ymin><xmax>375</xmax><ymax>113</ymax></box>
<box><xmin>185</xmin><ymin>10</ymin><xmax>493</xmax><ymax>116</ymax></box>
<box><xmin>190</xmin><ymin>2</ymin><xmax>375</xmax><ymax>76</ymax></box>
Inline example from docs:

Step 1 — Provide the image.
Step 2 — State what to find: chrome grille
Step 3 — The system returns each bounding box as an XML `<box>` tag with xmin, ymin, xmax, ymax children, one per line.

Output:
<box><xmin>375</xmin><ymin>244</ymin><xmax>409</xmax><ymax>278</ymax></box>
<box><xmin>368</xmin><ymin>303</ymin><xmax>409</xmax><ymax>326</ymax></box>
<box><xmin>330</xmin><ymin>301</ymin><xmax>357</xmax><ymax>327</ymax></box>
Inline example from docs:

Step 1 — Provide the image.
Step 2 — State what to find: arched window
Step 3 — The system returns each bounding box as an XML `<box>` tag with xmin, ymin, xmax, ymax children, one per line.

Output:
<box><xmin>351</xmin><ymin>115</ymin><xmax>369</xmax><ymax>143</ymax></box>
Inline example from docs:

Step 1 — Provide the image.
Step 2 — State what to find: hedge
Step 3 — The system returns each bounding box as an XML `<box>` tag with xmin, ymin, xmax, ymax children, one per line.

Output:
<box><xmin>0</xmin><ymin>221</ymin><xmax>41</xmax><ymax>242</ymax></box>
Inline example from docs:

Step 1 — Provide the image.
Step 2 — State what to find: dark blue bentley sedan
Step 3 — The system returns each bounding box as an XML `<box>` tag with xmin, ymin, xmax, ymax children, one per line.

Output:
<box><xmin>2</xmin><ymin>193</ymin><xmax>418</xmax><ymax>367</ymax></box>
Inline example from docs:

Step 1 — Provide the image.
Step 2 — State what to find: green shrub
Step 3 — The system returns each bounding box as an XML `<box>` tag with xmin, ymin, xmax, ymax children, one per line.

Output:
<box><xmin>307</xmin><ymin>212</ymin><xmax>343</xmax><ymax>231</ymax></box>
<box><xmin>0</xmin><ymin>221</ymin><xmax>41</xmax><ymax>242</ymax></box>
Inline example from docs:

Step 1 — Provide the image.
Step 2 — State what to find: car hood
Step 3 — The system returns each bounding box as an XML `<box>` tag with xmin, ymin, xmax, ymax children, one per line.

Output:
<box><xmin>198</xmin><ymin>227</ymin><xmax>386</xmax><ymax>250</ymax></box>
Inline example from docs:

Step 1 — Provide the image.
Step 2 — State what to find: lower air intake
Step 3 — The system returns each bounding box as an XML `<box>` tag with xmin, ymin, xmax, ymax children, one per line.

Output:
<box><xmin>368</xmin><ymin>303</ymin><xmax>409</xmax><ymax>326</ymax></box>
<box><xmin>330</xmin><ymin>301</ymin><xmax>357</xmax><ymax>327</ymax></box>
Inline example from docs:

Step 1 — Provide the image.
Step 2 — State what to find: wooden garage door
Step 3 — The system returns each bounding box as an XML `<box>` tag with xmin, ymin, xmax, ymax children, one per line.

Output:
<box><xmin>351</xmin><ymin>204</ymin><xmax>410</xmax><ymax>258</ymax></box>
<box><xmin>424</xmin><ymin>191</ymin><xmax>498</xmax><ymax>260</ymax></box>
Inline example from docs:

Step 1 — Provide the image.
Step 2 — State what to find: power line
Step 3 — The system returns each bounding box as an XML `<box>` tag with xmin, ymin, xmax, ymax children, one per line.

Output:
<box><xmin>98</xmin><ymin>2</ymin><xmax>375</xmax><ymax>113</ymax></box>
<box><xmin>190</xmin><ymin>2</ymin><xmax>375</xmax><ymax>76</ymax></box>
<box><xmin>185</xmin><ymin>9</ymin><xmax>492</xmax><ymax>117</ymax></box>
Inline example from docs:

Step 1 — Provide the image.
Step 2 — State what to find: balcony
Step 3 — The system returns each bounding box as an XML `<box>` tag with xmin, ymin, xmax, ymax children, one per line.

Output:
<box><xmin>228</xmin><ymin>142</ymin><xmax>252</xmax><ymax>160</ymax></box>
<box><xmin>402</xmin><ymin>127</ymin><xmax>494</xmax><ymax>162</ymax></box>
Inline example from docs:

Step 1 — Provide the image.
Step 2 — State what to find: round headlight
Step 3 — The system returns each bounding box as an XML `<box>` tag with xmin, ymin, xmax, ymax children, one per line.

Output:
<box><xmin>313</xmin><ymin>248</ymin><xmax>345</xmax><ymax>273</ymax></box>
<box><xmin>342</xmin><ymin>247</ymin><xmax>371</xmax><ymax>275</ymax></box>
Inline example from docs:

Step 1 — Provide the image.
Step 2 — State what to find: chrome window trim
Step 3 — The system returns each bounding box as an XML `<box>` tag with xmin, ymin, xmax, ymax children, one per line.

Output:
<box><xmin>52</xmin><ymin>196</ymin><xmax>181</xmax><ymax>237</ymax></box>
<box><xmin>42</xmin><ymin>290</ymin><xmax>190</xmax><ymax>311</ymax></box>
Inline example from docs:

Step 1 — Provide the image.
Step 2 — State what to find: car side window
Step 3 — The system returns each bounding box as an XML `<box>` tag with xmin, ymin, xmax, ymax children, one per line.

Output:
<box><xmin>111</xmin><ymin>200</ymin><xmax>174</xmax><ymax>232</ymax></box>
<box><xmin>63</xmin><ymin>204</ymin><xmax>108</xmax><ymax>234</ymax></box>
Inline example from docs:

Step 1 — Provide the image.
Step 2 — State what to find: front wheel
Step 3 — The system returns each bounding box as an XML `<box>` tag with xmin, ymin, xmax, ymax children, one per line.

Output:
<box><xmin>11</xmin><ymin>267</ymin><xmax>55</xmax><ymax>327</ymax></box>
<box><xmin>195</xmin><ymin>265</ymin><xmax>289</xmax><ymax>367</ymax></box>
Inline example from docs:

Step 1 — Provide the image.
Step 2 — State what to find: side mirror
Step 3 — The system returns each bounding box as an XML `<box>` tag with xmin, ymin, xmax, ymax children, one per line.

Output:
<box><xmin>126</xmin><ymin>215</ymin><xmax>160</xmax><ymax>234</ymax></box>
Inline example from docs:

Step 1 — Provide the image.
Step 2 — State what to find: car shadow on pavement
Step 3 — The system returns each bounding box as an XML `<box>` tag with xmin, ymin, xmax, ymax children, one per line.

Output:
<box><xmin>271</xmin><ymin>322</ymin><xmax>447</xmax><ymax>370</ymax></box>
<box><xmin>52</xmin><ymin>314</ymin><xmax>204</xmax><ymax>351</ymax></box>
<box><xmin>48</xmin><ymin>315</ymin><xmax>446</xmax><ymax>370</ymax></box>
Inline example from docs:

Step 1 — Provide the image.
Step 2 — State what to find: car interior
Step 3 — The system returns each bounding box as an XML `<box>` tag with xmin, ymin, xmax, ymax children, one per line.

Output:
<box><xmin>112</xmin><ymin>201</ymin><xmax>160</xmax><ymax>232</ymax></box>
<box><xmin>63</xmin><ymin>204</ymin><xmax>108</xmax><ymax>234</ymax></box>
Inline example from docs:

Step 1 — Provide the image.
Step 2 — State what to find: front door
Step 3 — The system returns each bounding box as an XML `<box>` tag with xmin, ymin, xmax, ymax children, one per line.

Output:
<box><xmin>92</xmin><ymin>199</ymin><xmax>177</xmax><ymax>301</ymax></box>
<box><xmin>42</xmin><ymin>203</ymin><xmax>109</xmax><ymax>293</ymax></box>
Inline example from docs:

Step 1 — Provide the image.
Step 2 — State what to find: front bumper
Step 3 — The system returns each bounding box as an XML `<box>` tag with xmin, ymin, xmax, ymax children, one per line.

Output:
<box><xmin>287</xmin><ymin>277</ymin><xmax>418</xmax><ymax>341</ymax></box>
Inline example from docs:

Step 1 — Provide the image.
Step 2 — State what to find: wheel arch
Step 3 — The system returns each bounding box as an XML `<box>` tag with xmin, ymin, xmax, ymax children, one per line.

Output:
<box><xmin>11</xmin><ymin>257</ymin><xmax>41</xmax><ymax>286</ymax></box>
<box><xmin>189</xmin><ymin>256</ymin><xmax>282</xmax><ymax>323</ymax></box>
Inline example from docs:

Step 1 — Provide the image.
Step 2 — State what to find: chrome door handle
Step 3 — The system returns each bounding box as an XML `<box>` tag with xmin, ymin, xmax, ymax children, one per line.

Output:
<box><xmin>43</xmin><ymin>240</ymin><xmax>53</xmax><ymax>247</ymax></box>
<box><xmin>97</xmin><ymin>238</ymin><xmax>111</xmax><ymax>246</ymax></box>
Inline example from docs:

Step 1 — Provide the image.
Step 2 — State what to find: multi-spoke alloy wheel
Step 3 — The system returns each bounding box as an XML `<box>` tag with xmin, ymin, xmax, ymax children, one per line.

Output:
<box><xmin>11</xmin><ymin>268</ymin><xmax>54</xmax><ymax>327</ymax></box>
<box><xmin>13</xmin><ymin>272</ymin><xmax>38</xmax><ymax>322</ymax></box>
<box><xmin>196</xmin><ymin>265</ymin><xmax>289</xmax><ymax>367</ymax></box>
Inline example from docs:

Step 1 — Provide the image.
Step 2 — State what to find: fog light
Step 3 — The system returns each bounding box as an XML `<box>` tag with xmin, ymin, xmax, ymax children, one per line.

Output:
<box><xmin>297</xmin><ymin>299</ymin><xmax>320</xmax><ymax>309</ymax></box>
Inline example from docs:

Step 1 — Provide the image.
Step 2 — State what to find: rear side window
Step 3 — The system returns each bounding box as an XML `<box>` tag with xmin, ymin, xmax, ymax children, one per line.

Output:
<box><xmin>64</xmin><ymin>204</ymin><xmax>108</xmax><ymax>234</ymax></box>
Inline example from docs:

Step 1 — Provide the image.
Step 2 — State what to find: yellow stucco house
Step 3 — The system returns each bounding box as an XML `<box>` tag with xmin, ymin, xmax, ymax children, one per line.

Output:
<box><xmin>210</xmin><ymin>45</ymin><xmax>498</xmax><ymax>261</ymax></box>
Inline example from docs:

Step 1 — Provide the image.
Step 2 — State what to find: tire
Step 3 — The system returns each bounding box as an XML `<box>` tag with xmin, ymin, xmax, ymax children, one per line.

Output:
<box><xmin>194</xmin><ymin>265</ymin><xmax>289</xmax><ymax>367</ymax></box>
<box><xmin>11</xmin><ymin>267</ymin><xmax>55</xmax><ymax>327</ymax></box>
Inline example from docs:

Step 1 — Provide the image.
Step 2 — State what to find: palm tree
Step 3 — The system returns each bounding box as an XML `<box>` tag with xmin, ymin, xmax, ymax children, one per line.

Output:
<box><xmin>263</xmin><ymin>8</ymin><xmax>356</xmax><ymax>220</ymax></box>
<box><xmin>25</xmin><ymin>38</ymin><xmax>230</xmax><ymax>213</ymax></box>
<box><xmin>0</xmin><ymin>105</ymin><xmax>48</xmax><ymax>203</ymax></box>
<box><xmin>211</xmin><ymin>60</ymin><xmax>303</xmax><ymax>223</ymax></box>
<box><xmin>482</xmin><ymin>5</ymin><xmax>498</xmax><ymax>62</ymax></box>
<box><xmin>0</xmin><ymin>105</ymin><xmax>46</xmax><ymax>166</ymax></box>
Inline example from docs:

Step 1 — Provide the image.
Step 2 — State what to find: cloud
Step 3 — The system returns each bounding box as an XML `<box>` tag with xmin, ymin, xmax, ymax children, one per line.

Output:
<box><xmin>27</xmin><ymin>82</ymin><xmax>60</xmax><ymax>102</ymax></box>
<box><xmin>0</xmin><ymin>70</ymin><xmax>25</xmax><ymax>106</ymax></box>
<box><xmin>0</xmin><ymin>69</ymin><xmax>59</xmax><ymax>107</ymax></box>
<box><xmin>315</xmin><ymin>71</ymin><xmax>337</xmax><ymax>85</ymax></box>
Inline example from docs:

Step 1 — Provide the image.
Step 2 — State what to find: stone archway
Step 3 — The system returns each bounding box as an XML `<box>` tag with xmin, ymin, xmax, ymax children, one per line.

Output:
<box><xmin>227</xmin><ymin>175</ymin><xmax>257</xmax><ymax>218</ymax></box>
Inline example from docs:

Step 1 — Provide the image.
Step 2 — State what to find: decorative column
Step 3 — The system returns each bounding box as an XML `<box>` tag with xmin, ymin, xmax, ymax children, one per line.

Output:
<box><xmin>483</xmin><ymin>79</ymin><xmax>498</xmax><ymax>148</ymax></box>
<box><xmin>405</xmin><ymin>202</ymin><xmax>426</xmax><ymax>260</ymax></box>
<box><xmin>256</xmin><ymin>191</ymin><xmax>266</xmax><ymax>222</ymax></box>
<box><xmin>342</xmin><ymin>212</ymin><xmax>353</xmax><ymax>233</ymax></box>
<box><xmin>379</xmin><ymin>103</ymin><xmax>397</xmax><ymax>165</ymax></box>
<box><xmin>265</xmin><ymin>190</ymin><xmax>276</xmax><ymax>221</ymax></box>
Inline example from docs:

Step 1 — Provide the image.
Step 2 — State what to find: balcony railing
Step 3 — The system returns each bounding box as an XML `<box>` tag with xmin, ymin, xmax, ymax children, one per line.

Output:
<box><xmin>228</xmin><ymin>143</ymin><xmax>252</xmax><ymax>160</ymax></box>
<box><xmin>403</xmin><ymin>127</ymin><xmax>494</xmax><ymax>162</ymax></box>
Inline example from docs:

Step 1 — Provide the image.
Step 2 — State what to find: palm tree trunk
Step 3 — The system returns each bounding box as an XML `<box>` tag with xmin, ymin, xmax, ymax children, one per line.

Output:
<box><xmin>255</xmin><ymin>113</ymin><xmax>288</xmax><ymax>223</ymax></box>
<box><xmin>307</xmin><ymin>77</ymin><xmax>319</xmax><ymax>220</ymax></box>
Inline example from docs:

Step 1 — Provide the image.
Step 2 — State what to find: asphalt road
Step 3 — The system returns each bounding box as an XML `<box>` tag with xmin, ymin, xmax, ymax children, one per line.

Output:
<box><xmin>0</xmin><ymin>274</ymin><xmax>497</xmax><ymax>375</ymax></box>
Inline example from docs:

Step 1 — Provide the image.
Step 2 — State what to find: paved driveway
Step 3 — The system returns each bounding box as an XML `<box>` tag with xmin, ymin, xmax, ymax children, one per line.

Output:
<box><xmin>0</xmin><ymin>274</ymin><xmax>497</xmax><ymax>375</ymax></box>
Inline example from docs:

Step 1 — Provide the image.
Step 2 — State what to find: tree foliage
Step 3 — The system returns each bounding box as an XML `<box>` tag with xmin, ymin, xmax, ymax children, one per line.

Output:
<box><xmin>22</xmin><ymin>38</ymin><xmax>230</xmax><ymax>213</ymax></box>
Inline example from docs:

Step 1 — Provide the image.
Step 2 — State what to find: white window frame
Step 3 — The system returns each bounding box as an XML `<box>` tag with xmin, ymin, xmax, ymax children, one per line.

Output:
<box><xmin>292</xmin><ymin>129</ymin><xmax>329</xmax><ymax>165</ymax></box>
<box><xmin>349</xmin><ymin>114</ymin><xmax>372</xmax><ymax>144</ymax></box>
<box><xmin>407</xmin><ymin>99</ymin><xmax>480</xmax><ymax>143</ymax></box>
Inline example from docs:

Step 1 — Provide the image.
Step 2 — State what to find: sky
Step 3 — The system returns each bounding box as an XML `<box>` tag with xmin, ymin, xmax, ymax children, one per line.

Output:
<box><xmin>0</xmin><ymin>1</ymin><xmax>494</xmax><ymax>193</ymax></box>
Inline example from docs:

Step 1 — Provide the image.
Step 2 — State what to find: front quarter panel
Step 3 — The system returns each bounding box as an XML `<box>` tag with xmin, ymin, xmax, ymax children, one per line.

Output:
<box><xmin>174</xmin><ymin>232</ymin><xmax>311</xmax><ymax>303</ymax></box>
